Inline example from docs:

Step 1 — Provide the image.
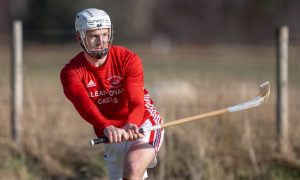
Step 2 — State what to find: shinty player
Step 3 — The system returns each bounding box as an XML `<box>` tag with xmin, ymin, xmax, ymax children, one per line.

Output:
<box><xmin>60</xmin><ymin>8</ymin><xmax>164</xmax><ymax>180</ymax></box>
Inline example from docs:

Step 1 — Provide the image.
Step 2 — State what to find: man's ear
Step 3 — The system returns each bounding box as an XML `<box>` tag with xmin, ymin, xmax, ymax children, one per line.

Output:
<box><xmin>75</xmin><ymin>33</ymin><xmax>82</xmax><ymax>43</ymax></box>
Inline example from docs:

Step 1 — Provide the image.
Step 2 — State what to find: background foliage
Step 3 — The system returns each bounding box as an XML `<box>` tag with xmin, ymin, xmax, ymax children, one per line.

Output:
<box><xmin>1</xmin><ymin>0</ymin><xmax>300</xmax><ymax>43</ymax></box>
<box><xmin>0</xmin><ymin>0</ymin><xmax>300</xmax><ymax>179</ymax></box>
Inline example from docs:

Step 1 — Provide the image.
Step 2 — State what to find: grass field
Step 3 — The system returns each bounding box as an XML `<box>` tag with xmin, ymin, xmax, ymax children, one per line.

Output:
<box><xmin>0</xmin><ymin>42</ymin><xmax>299</xmax><ymax>179</ymax></box>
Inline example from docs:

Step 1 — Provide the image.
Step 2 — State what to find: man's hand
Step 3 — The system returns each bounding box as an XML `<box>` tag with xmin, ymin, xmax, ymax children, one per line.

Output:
<box><xmin>104</xmin><ymin>125</ymin><xmax>129</xmax><ymax>143</ymax></box>
<box><xmin>123</xmin><ymin>123</ymin><xmax>144</xmax><ymax>141</ymax></box>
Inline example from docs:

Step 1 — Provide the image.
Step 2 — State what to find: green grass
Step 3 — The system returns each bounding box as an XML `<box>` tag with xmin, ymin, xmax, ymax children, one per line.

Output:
<box><xmin>264</xmin><ymin>164</ymin><xmax>300</xmax><ymax>180</ymax></box>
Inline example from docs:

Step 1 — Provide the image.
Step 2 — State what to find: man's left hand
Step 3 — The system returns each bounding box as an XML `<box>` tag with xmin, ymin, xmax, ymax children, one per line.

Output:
<box><xmin>122</xmin><ymin>123</ymin><xmax>144</xmax><ymax>140</ymax></box>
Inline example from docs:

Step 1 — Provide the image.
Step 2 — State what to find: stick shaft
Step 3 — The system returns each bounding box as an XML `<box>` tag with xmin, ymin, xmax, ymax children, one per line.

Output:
<box><xmin>160</xmin><ymin>108</ymin><xmax>228</xmax><ymax>129</ymax></box>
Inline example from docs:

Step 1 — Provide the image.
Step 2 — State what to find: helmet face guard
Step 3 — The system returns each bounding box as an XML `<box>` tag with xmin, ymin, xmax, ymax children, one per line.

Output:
<box><xmin>79</xmin><ymin>27</ymin><xmax>113</xmax><ymax>59</ymax></box>
<box><xmin>75</xmin><ymin>8</ymin><xmax>113</xmax><ymax>59</ymax></box>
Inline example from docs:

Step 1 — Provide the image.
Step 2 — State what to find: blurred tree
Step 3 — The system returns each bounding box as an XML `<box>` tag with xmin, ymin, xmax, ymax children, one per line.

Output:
<box><xmin>24</xmin><ymin>0</ymin><xmax>79</xmax><ymax>41</ymax></box>
<box><xmin>0</xmin><ymin>0</ymin><xmax>10</xmax><ymax>35</ymax></box>
<box><xmin>0</xmin><ymin>0</ymin><xmax>299</xmax><ymax>43</ymax></box>
<box><xmin>152</xmin><ymin>0</ymin><xmax>224</xmax><ymax>43</ymax></box>
<box><xmin>127</xmin><ymin>0</ymin><xmax>156</xmax><ymax>41</ymax></box>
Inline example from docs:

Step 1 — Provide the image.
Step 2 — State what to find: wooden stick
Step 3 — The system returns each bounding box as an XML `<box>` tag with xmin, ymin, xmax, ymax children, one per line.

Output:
<box><xmin>90</xmin><ymin>81</ymin><xmax>270</xmax><ymax>146</ymax></box>
<box><xmin>161</xmin><ymin>109</ymin><xmax>228</xmax><ymax>129</ymax></box>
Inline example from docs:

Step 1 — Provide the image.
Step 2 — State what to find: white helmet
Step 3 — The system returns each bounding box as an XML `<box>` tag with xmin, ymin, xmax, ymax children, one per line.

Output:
<box><xmin>75</xmin><ymin>8</ymin><xmax>113</xmax><ymax>59</ymax></box>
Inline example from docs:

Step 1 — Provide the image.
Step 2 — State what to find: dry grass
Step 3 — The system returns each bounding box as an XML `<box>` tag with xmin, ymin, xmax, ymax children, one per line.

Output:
<box><xmin>0</xmin><ymin>43</ymin><xmax>299</xmax><ymax>179</ymax></box>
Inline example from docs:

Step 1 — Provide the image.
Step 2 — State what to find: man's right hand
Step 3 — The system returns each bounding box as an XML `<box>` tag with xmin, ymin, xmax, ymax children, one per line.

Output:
<box><xmin>103</xmin><ymin>125</ymin><xmax>129</xmax><ymax>143</ymax></box>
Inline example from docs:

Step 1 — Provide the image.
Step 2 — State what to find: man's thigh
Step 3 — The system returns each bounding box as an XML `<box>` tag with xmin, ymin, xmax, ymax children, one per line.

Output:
<box><xmin>126</xmin><ymin>141</ymin><xmax>156</xmax><ymax>164</ymax></box>
<box><xmin>123</xmin><ymin>141</ymin><xmax>156</xmax><ymax>177</ymax></box>
<box><xmin>103</xmin><ymin>119</ymin><xmax>164</xmax><ymax>179</ymax></box>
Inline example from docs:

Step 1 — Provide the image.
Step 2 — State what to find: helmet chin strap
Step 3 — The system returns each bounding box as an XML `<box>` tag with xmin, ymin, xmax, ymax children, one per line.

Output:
<box><xmin>80</xmin><ymin>42</ymin><xmax>109</xmax><ymax>59</ymax></box>
<box><xmin>90</xmin><ymin>48</ymin><xmax>109</xmax><ymax>59</ymax></box>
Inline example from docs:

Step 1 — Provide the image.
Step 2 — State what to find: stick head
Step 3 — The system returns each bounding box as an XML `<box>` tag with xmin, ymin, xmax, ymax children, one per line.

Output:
<box><xmin>228</xmin><ymin>81</ymin><xmax>271</xmax><ymax>112</ymax></box>
<box><xmin>259</xmin><ymin>81</ymin><xmax>270</xmax><ymax>102</ymax></box>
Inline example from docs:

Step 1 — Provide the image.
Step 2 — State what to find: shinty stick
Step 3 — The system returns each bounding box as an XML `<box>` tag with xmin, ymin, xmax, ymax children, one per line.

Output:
<box><xmin>90</xmin><ymin>81</ymin><xmax>270</xmax><ymax>146</ymax></box>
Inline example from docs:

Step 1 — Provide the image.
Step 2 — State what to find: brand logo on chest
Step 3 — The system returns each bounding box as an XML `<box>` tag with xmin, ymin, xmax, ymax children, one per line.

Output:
<box><xmin>86</xmin><ymin>80</ymin><xmax>97</xmax><ymax>88</ymax></box>
<box><xmin>107</xmin><ymin>76</ymin><xmax>123</xmax><ymax>89</ymax></box>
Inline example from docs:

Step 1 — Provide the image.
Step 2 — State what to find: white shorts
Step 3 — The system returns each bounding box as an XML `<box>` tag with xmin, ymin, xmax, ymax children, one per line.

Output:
<box><xmin>103</xmin><ymin>119</ymin><xmax>164</xmax><ymax>180</ymax></box>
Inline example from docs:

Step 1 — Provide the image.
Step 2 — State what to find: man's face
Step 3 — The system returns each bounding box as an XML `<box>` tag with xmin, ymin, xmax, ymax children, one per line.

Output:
<box><xmin>85</xmin><ymin>28</ymin><xmax>110</xmax><ymax>51</ymax></box>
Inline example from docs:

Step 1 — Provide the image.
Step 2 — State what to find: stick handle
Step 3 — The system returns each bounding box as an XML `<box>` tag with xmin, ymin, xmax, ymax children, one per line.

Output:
<box><xmin>89</xmin><ymin>137</ymin><xmax>108</xmax><ymax>146</ymax></box>
<box><xmin>89</xmin><ymin>128</ymin><xmax>146</xmax><ymax>146</ymax></box>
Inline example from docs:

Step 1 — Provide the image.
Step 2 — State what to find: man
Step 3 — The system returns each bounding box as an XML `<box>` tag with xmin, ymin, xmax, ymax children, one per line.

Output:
<box><xmin>60</xmin><ymin>8</ymin><xmax>164</xmax><ymax>180</ymax></box>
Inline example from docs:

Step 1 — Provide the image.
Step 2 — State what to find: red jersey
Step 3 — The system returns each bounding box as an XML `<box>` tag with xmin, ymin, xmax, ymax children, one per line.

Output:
<box><xmin>60</xmin><ymin>46</ymin><xmax>162</xmax><ymax>137</ymax></box>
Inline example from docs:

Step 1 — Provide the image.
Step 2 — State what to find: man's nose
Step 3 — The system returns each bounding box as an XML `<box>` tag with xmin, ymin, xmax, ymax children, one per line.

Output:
<box><xmin>97</xmin><ymin>35</ymin><xmax>104</xmax><ymax>41</ymax></box>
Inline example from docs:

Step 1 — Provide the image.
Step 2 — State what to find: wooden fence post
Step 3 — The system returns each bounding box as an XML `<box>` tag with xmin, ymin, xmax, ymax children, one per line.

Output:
<box><xmin>11</xmin><ymin>20</ymin><xmax>23</xmax><ymax>144</ymax></box>
<box><xmin>275</xmin><ymin>26</ymin><xmax>292</xmax><ymax>157</ymax></box>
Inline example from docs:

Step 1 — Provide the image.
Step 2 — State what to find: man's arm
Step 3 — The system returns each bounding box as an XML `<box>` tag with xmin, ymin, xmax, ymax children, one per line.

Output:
<box><xmin>60</xmin><ymin>68</ymin><xmax>112</xmax><ymax>133</ymax></box>
<box><xmin>61</xmin><ymin>66</ymin><xmax>131</xmax><ymax>143</ymax></box>
<box><xmin>124</xmin><ymin>54</ymin><xmax>145</xmax><ymax>127</ymax></box>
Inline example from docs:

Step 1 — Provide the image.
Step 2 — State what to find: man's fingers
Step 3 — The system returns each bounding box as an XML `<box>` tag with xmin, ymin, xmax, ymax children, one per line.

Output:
<box><xmin>116</xmin><ymin>131</ymin><xmax>121</xmax><ymax>143</ymax></box>
<box><xmin>128</xmin><ymin>129</ymin><xmax>134</xmax><ymax>140</ymax></box>
<box><xmin>104</xmin><ymin>126</ymin><xmax>132</xmax><ymax>143</ymax></box>
<box><xmin>129</xmin><ymin>125</ymin><xmax>139</xmax><ymax>134</ymax></box>
<box><xmin>137</xmin><ymin>133</ymin><xmax>144</xmax><ymax>138</ymax></box>
<box><xmin>117</xmin><ymin>131</ymin><xmax>122</xmax><ymax>142</ymax></box>
<box><xmin>113</xmin><ymin>131</ymin><xmax>118</xmax><ymax>143</ymax></box>
<box><xmin>131</xmin><ymin>129</ymin><xmax>138</xmax><ymax>139</ymax></box>
<box><xmin>108</xmin><ymin>131</ymin><xmax>113</xmax><ymax>143</ymax></box>
<box><xmin>133</xmin><ymin>126</ymin><xmax>139</xmax><ymax>134</ymax></box>
<box><xmin>122</xmin><ymin>130</ymin><xmax>129</xmax><ymax>140</ymax></box>
<box><xmin>106</xmin><ymin>125</ymin><xmax>142</xmax><ymax>143</ymax></box>
<box><xmin>125</xmin><ymin>128</ymin><xmax>142</xmax><ymax>140</ymax></box>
